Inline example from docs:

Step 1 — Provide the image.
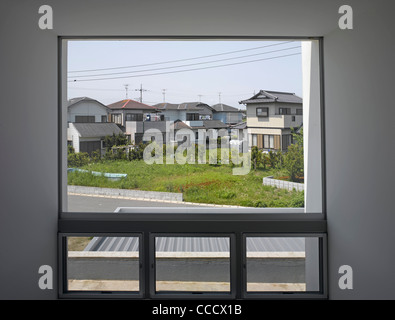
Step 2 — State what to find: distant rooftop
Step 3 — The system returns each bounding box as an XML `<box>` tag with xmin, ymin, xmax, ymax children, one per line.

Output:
<box><xmin>68</xmin><ymin>97</ymin><xmax>107</xmax><ymax>108</ymax></box>
<box><xmin>239</xmin><ymin>90</ymin><xmax>303</xmax><ymax>105</ymax></box>
<box><xmin>153</xmin><ymin>102</ymin><xmax>208</xmax><ymax>111</ymax></box>
<box><xmin>107</xmin><ymin>99</ymin><xmax>159</xmax><ymax>111</ymax></box>
<box><xmin>72</xmin><ymin>122</ymin><xmax>123</xmax><ymax>138</ymax></box>
<box><xmin>211</xmin><ymin>103</ymin><xmax>241</xmax><ymax>113</ymax></box>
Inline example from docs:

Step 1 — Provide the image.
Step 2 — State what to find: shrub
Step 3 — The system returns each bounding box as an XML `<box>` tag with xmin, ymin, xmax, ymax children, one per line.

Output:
<box><xmin>67</xmin><ymin>152</ymin><xmax>90</xmax><ymax>167</ymax></box>
<box><xmin>283</xmin><ymin>127</ymin><xmax>304</xmax><ymax>182</ymax></box>
<box><xmin>251</xmin><ymin>146</ymin><xmax>265</xmax><ymax>170</ymax></box>
<box><xmin>283</xmin><ymin>144</ymin><xmax>303</xmax><ymax>182</ymax></box>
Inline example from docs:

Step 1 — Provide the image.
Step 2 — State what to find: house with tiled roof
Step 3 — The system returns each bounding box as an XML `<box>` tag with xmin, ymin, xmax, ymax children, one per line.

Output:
<box><xmin>107</xmin><ymin>99</ymin><xmax>160</xmax><ymax>127</ymax></box>
<box><xmin>239</xmin><ymin>90</ymin><xmax>303</xmax><ymax>151</ymax></box>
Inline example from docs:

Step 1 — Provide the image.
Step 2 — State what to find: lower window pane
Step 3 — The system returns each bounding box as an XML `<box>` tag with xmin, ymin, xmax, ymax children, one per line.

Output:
<box><xmin>246</xmin><ymin>236</ymin><xmax>321</xmax><ymax>292</ymax></box>
<box><xmin>67</xmin><ymin>236</ymin><xmax>140</xmax><ymax>292</ymax></box>
<box><xmin>155</xmin><ymin>236</ymin><xmax>230</xmax><ymax>292</ymax></box>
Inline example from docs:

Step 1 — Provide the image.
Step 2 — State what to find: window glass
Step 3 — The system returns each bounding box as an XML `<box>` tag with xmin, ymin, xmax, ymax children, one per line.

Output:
<box><xmin>66</xmin><ymin>39</ymin><xmax>307</xmax><ymax>212</ymax></box>
<box><xmin>246</xmin><ymin>236</ymin><xmax>321</xmax><ymax>292</ymax></box>
<box><xmin>66</xmin><ymin>236</ymin><xmax>140</xmax><ymax>292</ymax></box>
<box><xmin>155</xmin><ymin>236</ymin><xmax>231</xmax><ymax>292</ymax></box>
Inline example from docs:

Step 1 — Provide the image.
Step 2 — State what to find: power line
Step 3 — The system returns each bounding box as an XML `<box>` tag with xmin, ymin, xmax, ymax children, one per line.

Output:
<box><xmin>68</xmin><ymin>41</ymin><xmax>295</xmax><ymax>73</ymax></box>
<box><xmin>68</xmin><ymin>52</ymin><xmax>301</xmax><ymax>83</ymax></box>
<box><xmin>68</xmin><ymin>46</ymin><xmax>300</xmax><ymax>79</ymax></box>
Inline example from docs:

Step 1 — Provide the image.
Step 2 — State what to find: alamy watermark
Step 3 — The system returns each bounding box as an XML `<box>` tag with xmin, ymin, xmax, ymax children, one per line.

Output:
<box><xmin>141</xmin><ymin>124</ymin><xmax>251</xmax><ymax>175</ymax></box>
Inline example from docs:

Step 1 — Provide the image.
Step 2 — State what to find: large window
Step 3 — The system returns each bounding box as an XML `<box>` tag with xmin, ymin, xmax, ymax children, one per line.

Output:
<box><xmin>279</xmin><ymin>107</ymin><xmax>291</xmax><ymax>115</ymax></box>
<box><xmin>125</xmin><ymin>113</ymin><xmax>143</xmax><ymax>122</ymax></box>
<box><xmin>256</xmin><ymin>107</ymin><xmax>269</xmax><ymax>117</ymax></box>
<box><xmin>186</xmin><ymin>113</ymin><xmax>199</xmax><ymax>121</ymax></box>
<box><xmin>60</xmin><ymin>38</ymin><xmax>326</xmax><ymax>299</ymax></box>
<box><xmin>75</xmin><ymin>115</ymin><xmax>95</xmax><ymax>123</ymax></box>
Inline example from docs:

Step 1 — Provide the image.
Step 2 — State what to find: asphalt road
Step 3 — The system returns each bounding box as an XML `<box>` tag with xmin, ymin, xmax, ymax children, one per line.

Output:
<box><xmin>68</xmin><ymin>194</ymin><xmax>207</xmax><ymax>212</ymax></box>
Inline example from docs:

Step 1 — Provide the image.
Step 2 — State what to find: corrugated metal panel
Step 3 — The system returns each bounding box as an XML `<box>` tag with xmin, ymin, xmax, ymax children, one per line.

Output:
<box><xmin>84</xmin><ymin>236</ymin><xmax>305</xmax><ymax>252</ymax></box>
<box><xmin>73</xmin><ymin>122</ymin><xmax>123</xmax><ymax>138</ymax></box>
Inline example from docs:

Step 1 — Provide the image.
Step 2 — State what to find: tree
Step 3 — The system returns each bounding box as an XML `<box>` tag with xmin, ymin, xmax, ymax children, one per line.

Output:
<box><xmin>104</xmin><ymin>133</ymin><xmax>128</xmax><ymax>152</ymax></box>
<box><xmin>283</xmin><ymin>128</ymin><xmax>303</xmax><ymax>182</ymax></box>
<box><xmin>251</xmin><ymin>146</ymin><xmax>265</xmax><ymax>170</ymax></box>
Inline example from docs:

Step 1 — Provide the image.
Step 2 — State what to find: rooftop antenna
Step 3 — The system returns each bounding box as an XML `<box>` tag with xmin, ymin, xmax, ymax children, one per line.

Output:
<box><xmin>162</xmin><ymin>89</ymin><xmax>166</xmax><ymax>103</ymax></box>
<box><xmin>218</xmin><ymin>92</ymin><xmax>222</xmax><ymax>104</ymax></box>
<box><xmin>198</xmin><ymin>94</ymin><xmax>202</xmax><ymax>103</ymax></box>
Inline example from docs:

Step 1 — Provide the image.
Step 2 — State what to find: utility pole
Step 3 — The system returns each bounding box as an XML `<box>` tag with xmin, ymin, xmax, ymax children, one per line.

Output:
<box><xmin>162</xmin><ymin>89</ymin><xmax>166</xmax><ymax>103</ymax></box>
<box><xmin>124</xmin><ymin>84</ymin><xmax>129</xmax><ymax>99</ymax></box>
<box><xmin>135</xmin><ymin>84</ymin><xmax>147</xmax><ymax>103</ymax></box>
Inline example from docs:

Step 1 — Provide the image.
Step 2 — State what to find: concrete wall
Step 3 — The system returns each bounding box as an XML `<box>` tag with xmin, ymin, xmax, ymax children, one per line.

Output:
<box><xmin>1</xmin><ymin>0</ymin><xmax>394</xmax><ymax>300</ymax></box>
<box><xmin>262</xmin><ymin>177</ymin><xmax>304</xmax><ymax>192</ymax></box>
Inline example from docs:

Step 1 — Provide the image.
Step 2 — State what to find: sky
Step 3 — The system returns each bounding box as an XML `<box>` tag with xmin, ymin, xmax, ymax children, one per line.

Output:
<box><xmin>67</xmin><ymin>40</ymin><xmax>303</xmax><ymax>109</ymax></box>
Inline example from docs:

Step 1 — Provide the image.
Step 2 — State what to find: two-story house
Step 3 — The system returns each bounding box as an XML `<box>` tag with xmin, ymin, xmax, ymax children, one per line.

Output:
<box><xmin>239</xmin><ymin>90</ymin><xmax>303</xmax><ymax>151</ymax></box>
<box><xmin>67</xmin><ymin>97</ymin><xmax>109</xmax><ymax>123</ymax></box>
<box><xmin>67</xmin><ymin>97</ymin><xmax>124</xmax><ymax>156</ymax></box>
<box><xmin>107</xmin><ymin>99</ymin><xmax>161</xmax><ymax>128</ymax></box>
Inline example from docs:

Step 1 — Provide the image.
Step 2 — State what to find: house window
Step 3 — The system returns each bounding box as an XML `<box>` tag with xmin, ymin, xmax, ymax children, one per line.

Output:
<box><xmin>263</xmin><ymin>135</ymin><xmax>274</xmax><ymax>149</ymax></box>
<box><xmin>110</xmin><ymin>113</ymin><xmax>122</xmax><ymax>124</ymax></box>
<box><xmin>75</xmin><ymin>115</ymin><xmax>95</xmax><ymax>123</ymax></box>
<box><xmin>252</xmin><ymin>134</ymin><xmax>257</xmax><ymax>146</ymax></box>
<box><xmin>296</xmin><ymin>109</ymin><xmax>303</xmax><ymax>115</ymax></box>
<box><xmin>256</xmin><ymin>107</ymin><xmax>269</xmax><ymax>117</ymax></box>
<box><xmin>186</xmin><ymin>113</ymin><xmax>199</xmax><ymax>121</ymax></box>
<box><xmin>282</xmin><ymin>134</ymin><xmax>292</xmax><ymax>150</ymax></box>
<box><xmin>61</xmin><ymin>38</ymin><xmax>326</xmax><ymax>300</ymax></box>
<box><xmin>101</xmin><ymin>115</ymin><xmax>107</xmax><ymax>123</ymax></box>
<box><xmin>279</xmin><ymin>108</ymin><xmax>291</xmax><ymax>115</ymax></box>
<box><xmin>126</xmin><ymin>113</ymin><xmax>143</xmax><ymax>121</ymax></box>
<box><xmin>292</xmin><ymin>116</ymin><xmax>296</xmax><ymax>121</ymax></box>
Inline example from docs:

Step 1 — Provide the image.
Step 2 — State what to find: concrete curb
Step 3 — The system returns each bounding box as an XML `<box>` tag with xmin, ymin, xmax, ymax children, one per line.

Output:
<box><xmin>68</xmin><ymin>185</ymin><xmax>183</xmax><ymax>202</ymax></box>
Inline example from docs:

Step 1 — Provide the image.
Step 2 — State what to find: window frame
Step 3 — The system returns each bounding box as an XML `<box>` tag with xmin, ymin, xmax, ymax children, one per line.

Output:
<box><xmin>256</xmin><ymin>107</ymin><xmax>269</xmax><ymax>117</ymax></box>
<box><xmin>58</xmin><ymin>36</ymin><xmax>327</xmax><ymax>300</ymax></box>
<box><xmin>279</xmin><ymin>107</ymin><xmax>291</xmax><ymax>115</ymax></box>
<box><xmin>186</xmin><ymin>112</ymin><xmax>199</xmax><ymax>121</ymax></box>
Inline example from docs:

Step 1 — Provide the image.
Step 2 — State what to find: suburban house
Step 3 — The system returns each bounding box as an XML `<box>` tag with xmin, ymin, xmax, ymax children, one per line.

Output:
<box><xmin>67</xmin><ymin>97</ymin><xmax>126</xmax><ymax>156</ymax></box>
<box><xmin>67</xmin><ymin>97</ymin><xmax>109</xmax><ymax>123</ymax></box>
<box><xmin>153</xmin><ymin>102</ymin><xmax>213</xmax><ymax>122</ymax></box>
<box><xmin>107</xmin><ymin>99</ymin><xmax>161</xmax><ymax>127</ymax></box>
<box><xmin>211</xmin><ymin>103</ymin><xmax>244</xmax><ymax>125</ymax></box>
<box><xmin>239</xmin><ymin>90</ymin><xmax>303</xmax><ymax>151</ymax></box>
<box><xmin>67</xmin><ymin>122</ymin><xmax>124</xmax><ymax>156</ymax></box>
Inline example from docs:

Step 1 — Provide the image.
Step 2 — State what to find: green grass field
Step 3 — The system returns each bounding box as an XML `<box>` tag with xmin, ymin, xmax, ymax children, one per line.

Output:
<box><xmin>67</xmin><ymin>159</ymin><xmax>304</xmax><ymax>208</ymax></box>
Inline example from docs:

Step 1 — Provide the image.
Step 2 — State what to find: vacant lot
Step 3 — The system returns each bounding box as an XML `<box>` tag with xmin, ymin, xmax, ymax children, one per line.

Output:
<box><xmin>68</xmin><ymin>160</ymin><xmax>304</xmax><ymax>208</ymax></box>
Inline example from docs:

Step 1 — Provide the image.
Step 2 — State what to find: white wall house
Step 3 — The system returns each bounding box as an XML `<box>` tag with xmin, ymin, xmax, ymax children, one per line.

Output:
<box><xmin>240</xmin><ymin>90</ymin><xmax>303</xmax><ymax>151</ymax></box>
<box><xmin>68</xmin><ymin>122</ymin><xmax>123</xmax><ymax>156</ymax></box>
<box><xmin>67</xmin><ymin>97</ymin><xmax>109</xmax><ymax>123</ymax></box>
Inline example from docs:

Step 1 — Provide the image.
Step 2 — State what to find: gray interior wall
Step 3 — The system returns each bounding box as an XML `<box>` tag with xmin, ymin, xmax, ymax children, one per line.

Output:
<box><xmin>0</xmin><ymin>0</ymin><xmax>394</xmax><ymax>299</ymax></box>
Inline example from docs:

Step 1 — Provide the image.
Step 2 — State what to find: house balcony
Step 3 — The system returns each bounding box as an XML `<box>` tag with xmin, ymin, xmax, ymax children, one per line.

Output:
<box><xmin>247</xmin><ymin>114</ymin><xmax>302</xmax><ymax>129</ymax></box>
